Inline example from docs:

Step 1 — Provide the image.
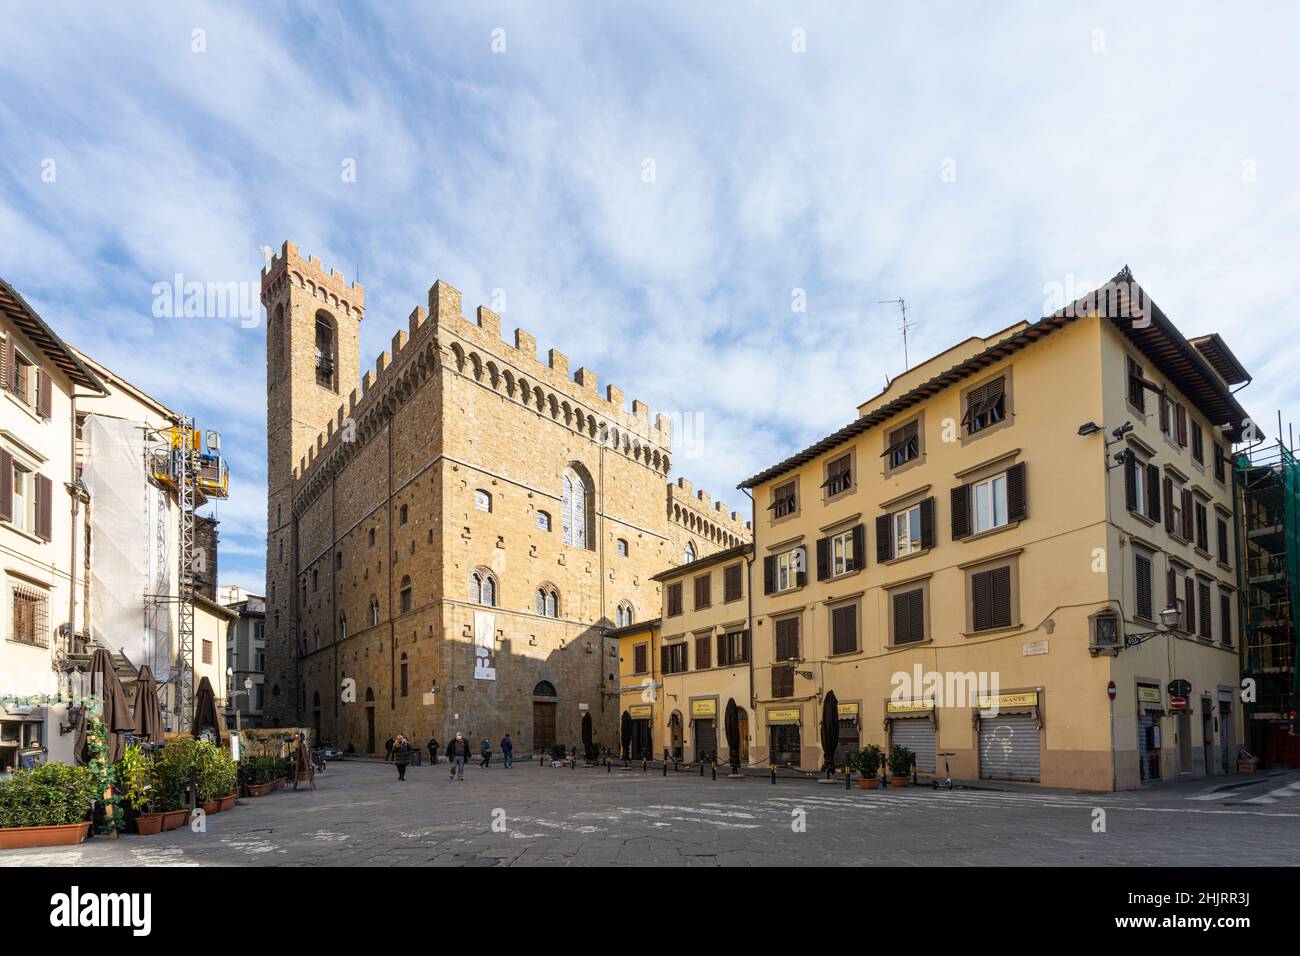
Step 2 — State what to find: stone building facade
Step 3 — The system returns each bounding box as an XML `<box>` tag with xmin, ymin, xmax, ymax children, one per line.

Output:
<box><xmin>261</xmin><ymin>241</ymin><xmax>749</xmax><ymax>754</ymax></box>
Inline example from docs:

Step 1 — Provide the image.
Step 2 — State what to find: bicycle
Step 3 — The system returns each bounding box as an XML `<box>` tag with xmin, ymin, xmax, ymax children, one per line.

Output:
<box><xmin>931</xmin><ymin>752</ymin><xmax>955</xmax><ymax>790</ymax></box>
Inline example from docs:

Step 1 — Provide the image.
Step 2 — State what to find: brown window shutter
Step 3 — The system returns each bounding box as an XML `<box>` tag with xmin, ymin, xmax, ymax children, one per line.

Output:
<box><xmin>875</xmin><ymin>514</ymin><xmax>892</xmax><ymax>562</ymax></box>
<box><xmin>775</xmin><ymin>617</ymin><xmax>800</xmax><ymax>661</ymax></box>
<box><xmin>1181</xmin><ymin>488</ymin><xmax>1194</xmax><ymax>540</ymax></box>
<box><xmin>1166</xmin><ymin>568</ymin><xmax>1177</xmax><ymax>610</ymax></box>
<box><xmin>1124</xmin><ymin>453</ymin><xmax>1137</xmax><ymax>510</ymax></box>
<box><xmin>892</xmin><ymin>591</ymin><xmax>908</xmax><ymax>645</ymax></box>
<box><xmin>0</xmin><ymin>449</ymin><xmax>11</xmax><ymax>523</ymax></box>
<box><xmin>695</xmin><ymin>635</ymin><xmax>711</xmax><ymax>669</ymax></box>
<box><xmin>951</xmin><ymin>483</ymin><xmax>971</xmax><ymax>539</ymax></box>
<box><xmin>716</xmin><ymin>633</ymin><xmax>727</xmax><ymax>667</ymax></box>
<box><xmin>694</xmin><ymin>575</ymin><xmax>710</xmax><ymax>609</ymax></box>
<box><xmin>909</xmin><ymin>589</ymin><xmax>925</xmax><ymax>643</ymax></box>
<box><xmin>1184</xmin><ymin>577</ymin><xmax>1195</xmax><ymax>629</ymax></box>
<box><xmin>919</xmin><ymin>497</ymin><xmax>935</xmax><ymax>549</ymax></box>
<box><xmin>1146</xmin><ymin>464</ymin><xmax>1161</xmax><ymax>521</ymax></box>
<box><xmin>850</xmin><ymin>523</ymin><xmax>865</xmax><ymax>571</ymax></box>
<box><xmin>724</xmin><ymin>564</ymin><xmax>742</xmax><ymax>602</ymax></box>
<box><xmin>0</xmin><ymin>336</ymin><xmax>8</xmax><ymax>392</ymax></box>
<box><xmin>35</xmin><ymin>473</ymin><xmax>52</xmax><ymax>541</ymax></box>
<box><xmin>1163</xmin><ymin>478</ymin><xmax>1175</xmax><ymax>533</ymax></box>
<box><xmin>36</xmin><ymin>370</ymin><xmax>52</xmax><ymax>420</ymax></box>
<box><xmin>831</xmin><ymin>604</ymin><xmax>857</xmax><ymax>654</ymax></box>
<box><xmin>1159</xmin><ymin>395</ymin><xmax>1170</xmax><ymax>433</ymax></box>
<box><xmin>971</xmin><ymin>570</ymin><xmax>992</xmax><ymax>631</ymax></box>
<box><xmin>815</xmin><ymin>536</ymin><xmax>830</xmax><ymax>581</ymax></box>
<box><xmin>1135</xmin><ymin>553</ymin><xmax>1152</xmax><ymax>619</ymax></box>
<box><xmin>1006</xmin><ymin>462</ymin><xmax>1027</xmax><ymax>522</ymax></box>
<box><xmin>990</xmin><ymin>565</ymin><xmax>1012</xmax><ymax>628</ymax></box>
<box><xmin>763</xmin><ymin>556</ymin><xmax>775</xmax><ymax>595</ymax></box>
<box><xmin>1176</xmin><ymin>404</ymin><xmax>1187</xmax><ymax>446</ymax></box>
<box><xmin>661</xmin><ymin>645</ymin><xmax>669</xmax><ymax>673</ymax></box>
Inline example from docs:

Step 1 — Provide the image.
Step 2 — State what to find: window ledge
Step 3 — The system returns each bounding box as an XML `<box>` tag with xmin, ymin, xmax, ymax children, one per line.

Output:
<box><xmin>963</xmin><ymin>624</ymin><xmax>1021</xmax><ymax>638</ymax></box>
<box><xmin>886</xmin><ymin>638</ymin><xmax>932</xmax><ymax>652</ymax></box>
<box><xmin>1129</xmin><ymin>510</ymin><xmax>1156</xmax><ymax>527</ymax></box>
<box><xmin>2</xmin><ymin>523</ymin><xmax>45</xmax><ymax>546</ymax></box>
<box><xmin>884</xmin><ymin>548</ymin><xmax>928</xmax><ymax>567</ymax></box>
<box><xmin>1216</xmin><ymin>560</ymin><xmax>1232</xmax><ymax>573</ymax></box>
<box><xmin>824</xmin><ymin>567</ymin><xmax>864</xmax><ymax>584</ymax></box>
<box><xmin>962</xmin><ymin>520</ymin><xmax>1021</xmax><ymax>544</ymax></box>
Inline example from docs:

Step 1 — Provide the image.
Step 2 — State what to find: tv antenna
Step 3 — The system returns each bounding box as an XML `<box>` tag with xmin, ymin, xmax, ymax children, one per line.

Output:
<box><xmin>878</xmin><ymin>298</ymin><xmax>913</xmax><ymax>369</ymax></box>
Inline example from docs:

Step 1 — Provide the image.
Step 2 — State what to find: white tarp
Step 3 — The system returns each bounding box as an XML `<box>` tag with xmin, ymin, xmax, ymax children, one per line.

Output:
<box><xmin>82</xmin><ymin>414</ymin><xmax>172</xmax><ymax>680</ymax></box>
<box><xmin>473</xmin><ymin>610</ymin><xmax>496</xmax><ymax>680</ymax></box>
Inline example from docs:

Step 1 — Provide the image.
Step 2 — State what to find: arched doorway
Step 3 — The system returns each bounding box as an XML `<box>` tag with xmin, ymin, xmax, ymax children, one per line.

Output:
<box><xmin>365</xmin><ymin>688</ymin><xmax>376</xmax><ymax>754</ymax></box>
<box><xmin>736</xmin><ymin>707</ymin><xmax>749</xmax><ymax>764</ymax></box>
<box><xmin>669</xmin><ymin>711</ymin><xmax>684</xmax><ymax>760</ymax></box>
<box><xmin>532</xmin><ymin>680</ymin><xmax>557</xmax><ymax>753</ymax></box>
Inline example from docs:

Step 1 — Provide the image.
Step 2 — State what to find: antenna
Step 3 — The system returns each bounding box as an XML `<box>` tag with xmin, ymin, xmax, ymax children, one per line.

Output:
<box><xmin>878</xmin><ymin>298</ymin><xmax>913</xmax><ymax>370</ymax></box>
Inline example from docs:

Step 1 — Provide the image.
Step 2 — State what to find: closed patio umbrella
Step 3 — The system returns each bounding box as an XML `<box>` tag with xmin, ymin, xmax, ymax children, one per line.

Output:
<box><xmin>191</xmin><ymin>675</ymin><xmax>222</xmax><ymax>744</ymax></box>
<box><xmin>820</xmin><ymin>690</ymin><xmax>840</xmax><ymax>774</ymax></box>
<box><xmin>724</xmin><ymin>698</ymin><xmax>741</xmax><ymax>772</ymax></box>
<box><xmin>132</xmin><ymin>665</ymin><xmax>165</xmax><ymax>744</ymax></box>
<box><xmin>620</xmin><ymin>710</ymin><xmax>632</xmax><ymax>762</ymax></box>
<box><xmin>76</xmin><ymin>648</ymin><xmax>135</xmax><ymax>765</ymax></box>
<box><xmin>581</xmin><ymin>712</ymin><xmax>594</xmax><ymax>761</ymax></box>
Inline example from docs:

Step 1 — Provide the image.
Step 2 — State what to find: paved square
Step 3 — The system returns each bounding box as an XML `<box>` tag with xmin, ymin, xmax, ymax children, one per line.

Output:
<box><xmin>3</xmin><ymin>761</ymin><xmax>1298</xmax><ymax>867</ymax></box>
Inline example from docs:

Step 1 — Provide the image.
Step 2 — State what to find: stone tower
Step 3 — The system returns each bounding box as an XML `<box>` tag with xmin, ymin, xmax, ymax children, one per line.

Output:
<box><xmin>260</xmin><ymin>241</ymin><xmax>364</xmax><ymax>725</ymax></box>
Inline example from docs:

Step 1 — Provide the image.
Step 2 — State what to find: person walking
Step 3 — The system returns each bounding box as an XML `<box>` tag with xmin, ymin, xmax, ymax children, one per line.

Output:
<box><xmin>384</xmin><ymin>735</ymin><xmax>395</xmax><ymax>762</ymax></box>
<box><xmin>427</xmin><ymin>736</ymin><xmax>439</xmax><ymax>766</ymax></box>
<box><xmin>393</xmin><ymin>735</ymin><xmax>412</xmax><ymax>781</ymax></box>
<box><xmin>479</xmin><ymin>737</ymin><xmax>492</xmax><ymax>769</ymax></box>
<box><xmin>500</xmin><ymin>734</ymin><xmax>513</xmax><ymax>769</ymax></box>
<box><xmin>447</xmin><ymin>732</ymin><xmax>470</xmax><ymax>781</ymax></box>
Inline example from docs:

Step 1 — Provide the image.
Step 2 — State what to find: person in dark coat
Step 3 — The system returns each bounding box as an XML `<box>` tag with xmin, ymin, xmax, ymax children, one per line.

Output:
<box><xmin>393</xmin><ymin>735</ymin><xmax>412</xmax><ymax>781</ymax></box>
<box><xmin>446</xmin><ymin>733</ymin><xmax>470</xmax><ymax>781</ymax></box>
<box><xmin>500</xmin><ymin>734</ymin><xmax>513</xmax><ymax>769</ymax></box>
<box><xmin>479</xmin><ymin>737</ymin><xmax>492</xmax><ymax>768</ymax></box>
<box><xmin>384</xmin><ymin>735</ymin><xmax>395</xmax><ymax>762</ymax></box>
<box><xmin>427</xmin><ymin>736</ymin><xmax>439</xmax><ymax>765</ymax></box>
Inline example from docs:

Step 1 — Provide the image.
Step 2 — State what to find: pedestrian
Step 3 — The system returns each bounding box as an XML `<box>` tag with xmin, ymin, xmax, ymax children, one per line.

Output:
<box><xmin>427</xmin><ymin>735</ymin><xmax>439</xmax><ymax>765</ymax></box>
<box><xmin>447</xmin><ymin>732</ymin><xmax>470</xmax><ymax>781</ymax></box>
<box><xmin>393</xmin><ymin>735</ymin><xmax>412</xmax><ymax>781</ymax></box>
<box><xmin>479</xmin><ymin>737</ymin><xmax>492</xmax><ymax>769</ymax></box>
<box><xmin>500</xmin><ymin>734</ymin><xmax>513</xmax><ymax>769</ymax></box>
<box><xmin>384</xmin><ymin>735</ymin><xmax>394</xmax><ymax>762</ymax></box>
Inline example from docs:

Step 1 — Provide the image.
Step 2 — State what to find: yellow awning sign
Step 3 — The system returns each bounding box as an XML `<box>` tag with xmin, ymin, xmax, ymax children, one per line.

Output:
<box><xmin>837</xmin><ymin>702</ymin><xmax>859</xmax><ymax>718</ymax></box>
<box><xmin>1137</xmin><ymin>686</ymin><xmax>1162</xmax><ymax>704</ymax></box>
<box><xmin>628</xmin><ymin>705</ymin><xmax>652</xmax><ymax>718</ymax></box>
<box><xmin>886</xmin><ymin>698</ymin><xmax>935</xmax><ymax>714</ymax></box>
<box><xmin>975</xmin><ymin>691</ymin><xmax>1039</xmax><ymax>710</ymax></box>
<box><xmin>690</xmin><ymin>699</ymin><xmax>717</xmax><ymax>718</ymax></box>
<box><xmin>766</xmin><ymin>708</ymin><xmax>801</xmax><ymax>724</ymax></box>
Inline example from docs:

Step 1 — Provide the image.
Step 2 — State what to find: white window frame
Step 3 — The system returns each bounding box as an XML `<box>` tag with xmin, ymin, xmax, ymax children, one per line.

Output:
<box><xmin>775</xmin><ymin>549</ymin><xmax>800</xmax><ymax>592</ymax></box>
<box><xmin>893</xmin><ymin>504</ymin><xmax>923</xmax><ymax>557</ymax></box>
<box><xmin>9</xmin><ymin>459</ymin><xmax>34</xmax><ymax>533</ymax></box>
<box><xmin>972</xmin><ymin>473</ymin><xmax>1008</xmax><ymax>534</ymax></box>
<box><xmin>474</xmin><ymin>489</ymin><xmax>492</xmax><ymax>512</ymax></box>
<box><xmin>536</xmin><ymin>510</ymin><xmax>551</xmax><ymax>531</ymax></box>
<box><xmin>829</xmin><ymin>528</ymin><xmax>855</xmax><ymax>577</ymax></box>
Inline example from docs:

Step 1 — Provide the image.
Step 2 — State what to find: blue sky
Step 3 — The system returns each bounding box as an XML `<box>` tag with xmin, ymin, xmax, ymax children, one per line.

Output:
<box><xmin>2</xmin><ymin>2</ymin><xmax>1297</xmax><ymax>595</ymax></box>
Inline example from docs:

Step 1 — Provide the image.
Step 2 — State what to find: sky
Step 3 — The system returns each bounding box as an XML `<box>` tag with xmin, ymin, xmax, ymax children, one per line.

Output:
<box><xmin>2</xmin><ymin>1</ymin><xmax>1297</xmax><ymax>595</ymax></box>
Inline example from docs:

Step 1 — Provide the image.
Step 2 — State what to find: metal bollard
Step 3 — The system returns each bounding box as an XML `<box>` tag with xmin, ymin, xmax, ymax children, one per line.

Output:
<box><xmin>662</xmin><ymin>759</ymin><xmax>667</xmax><ymax>777</ymax></box>
<box><xmin>711</xmin><ymin>760</ymin><xmax>717</xmax><ymax>781</ymax></box>
<box><xmin>699</xmin><ymin>761</ymin><xmax>704</xmax><ymax>777</ymax></box>
<box><xmin>642</xmin><ymin>758</ymin><xmax>647</xmax><ymax>773</ymax></box>
<box><xmin>770</xmin><ymin>763</ymin><xmax>776</xmax><ymax>785</ymax></box>
<box><xmin>845</xmin><ymin>766</ymin><xmax>851</xmax><ymax>790</ymax></box>
<box><xmin>606</xmin><ymin>756</ymin><xmax>611</xmax><ymax>773</ymax></box>
<box><xmin>540</xmin><ymin>753</ymin><xmax>545</xmax><ymax>767</ymax></box>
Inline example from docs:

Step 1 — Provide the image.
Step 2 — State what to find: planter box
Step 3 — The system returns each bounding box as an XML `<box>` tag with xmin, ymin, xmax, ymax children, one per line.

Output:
<box><xmin>0</xmin><ymin>821</ymin><xmax>92</xmax><ymax>850</ymax></box>
<box><xmin>134</xmin><ymin>813</ymin><xmax>165</xmax><ymax>836</ymax></box>
<box><xmin>200</xmin><ymin>800</ymin><xmax>221</xmax><ymax>815</ymax></box>
<box><xmin>858</xmin><ymin>777</ymin><xmax>881</xmax><ymax>789</ymax></box>
<box><xmin>890</xmin><ymin>776</ymin><xmax>912</xmax><ymax>787</ymax></box>
<box><xmin>161</xmin><ymin>810</ymin><xmax>189</xmax><ymax>831</ymax></box>
<box><xmin>244</xmin><ymin>781</ymin><xmax>276</xmax><ymax>798</ymax></box>
<box><xmin>217</xmin><ymin>793</ymin><xmax>237</xmax><ymax>812</ymax></box>
<box><xmin>1237</xmin><ymin>757</ymin><xmax>1259</xmax><ymax>773</ymax></box>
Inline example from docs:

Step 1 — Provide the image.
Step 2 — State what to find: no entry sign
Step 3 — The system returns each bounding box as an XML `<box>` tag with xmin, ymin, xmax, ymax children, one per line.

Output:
<box><xmin>1107</xmin><ymin>680</ymin><xmax>1116</xmax><ymax>701</ymax></box>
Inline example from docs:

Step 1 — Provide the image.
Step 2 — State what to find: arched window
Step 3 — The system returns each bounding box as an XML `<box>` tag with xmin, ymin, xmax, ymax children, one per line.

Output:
<box><xmin>535</xmin><ymin>586</ymin><xmax>559</xmax><ymax>618</ymax></box>
<box><xmin>368</xmin><ymin>527</ymin><xmax>376</xmax><ymax>547</ymax></box>
<box><xmin>533</xmin><ymin>680</ymin><xmax>557</xmax><ymax>697</ymax></box>
<box><xmin>313</xmin><ymin>625</ymin><xmax>320</xmax><ymax>651</ymax></box>
<box><xmin>684</xmin><ymin>541</ymin><xmax>696</xmax><ymax>563</ymax></box>
<box><xmin>339</xmin><ymin>613</ymin><xmax>347</xmax><ymax>642</ymax></box>
<box><xmin>314</xmin><ymin>310</ymin><xmax>337</xmax><ymax>390</ymax></box>
<box><xmin>616</xmin><ymin>538</ymin><xmax>629</xmax><ymax>557</ymax></box>
<box><xmin>616</xmin><ymin>600</ymin><xmax>635</xmax><ymax>627</ymax></box>
<box><xmin>369</xmin><ymin>595</ymin><xmax>381</xmax><ymax>626</ymax></box>
<box><xmin>400</xmin><ymin>653</ymin><xmax>409</xmax><ymax>698</ymax></box>
<box><xmin>562</xmin><ymin>465</ymin><xmax>592</xmax><ymax>549</ymax></box>
<box><xmin>474</xmin><ymin>489</ymin><xmax>492</xmax><ymax>512</ymax></box>
<box><xmin>399</xmin><ymin>576</ymin><xmax>413</xmax><ymax>614</ymax></box>
<box><xmin>399</xmin><ymin>504</ymin><xmax>409</xmax><ymax>525</ymax></box>
<box><xmin>536</xmin><ymin>510</ymin><xmax>551</xmax><ymax>532</ymax></box>
<box><xmin>470</xmin><ymin>570</ymin><xmax>497</xmax><ymax>607</ymax></box>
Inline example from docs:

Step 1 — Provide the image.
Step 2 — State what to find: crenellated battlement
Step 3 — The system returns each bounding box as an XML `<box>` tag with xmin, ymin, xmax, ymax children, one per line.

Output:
<box><xmin>667</xmin><ymin>477</ymin><xmax>752</xmax><ymax>548</ymax></box>
<box><xmin>260</xmin><ymin>240</ymin><xmax>365</xmax><ymax>320</ymax></box>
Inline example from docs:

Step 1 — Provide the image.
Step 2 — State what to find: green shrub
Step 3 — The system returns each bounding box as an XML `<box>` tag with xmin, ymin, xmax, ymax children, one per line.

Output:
<box><xmin>888</xmin><ymin>745</ymin><xmax>915</xmax><ymax>777</ymax></box>
<box><xmin>114</xmin><ymin>745</ymin><xmax>156</xmax><ymax>815</ymax></box>
<box><xmin>193</xmin><ymin>742</ymin><xmax>237</xmax><ymax>802</ymax></box>
<box><xmin>237</xmin><ymin>754</ymin><xmax>286</xmax><ymax>788</ymax></box>
<box><xmin>548</xmin><ymin>743</ymin><xmax>567</xmax><ymax>761</ymax></box>
<box><xmin>0</xmin><ymin>762</ymin><xmax>99</xmax><ymax>829</ymax></box>
<box><xmin>853</xmin><ymin>744</ymin><xmax>883</xmax><ymax>777</ymax></box>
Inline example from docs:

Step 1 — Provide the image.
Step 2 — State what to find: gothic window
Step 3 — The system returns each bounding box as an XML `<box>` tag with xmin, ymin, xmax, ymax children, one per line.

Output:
<box><xmin>399</xmin><ymin>576</ymin><xmax>413</xmax><ymax>614</ymax></box>
<box><xmin>536</xmin><ymin>510</ymin><xmax>551</xmax><ymax>532</ymax></box>
<box><xmin>616</xmin><ymin>600</ymin><xmax>635</xmax><ymax>627</ymax></box>
<box><xmin>470</xmin><ymin>570</ymin><xmax>497</xmax><ymax>607</ymax></box>
<box><xmin>562</xmin><ymin>466</ymin><xmax>592</xmax><ymax>549</ymax></box>
<box><xmin>369</xmin><ymin>595</ymin><xmax>380</xmax><ymax>626</ymax></box>
<box><xmin>616</xmin><ymin>538</ymin><xmax>629</xmax><ymax>557</ymax></box>
<box><xmin>535</xmin><ymin>586</ymin><xmax>559</xmax><ymax>618</ymax></box>
<box><xmin>474</xmin><ymin>489</ymin><xmax>492</xmax><ymax>512</ymax></box>
<box><xmin>314</xmin><ymin>311</ymin><xmax>337</xmax><ymax>391</ymax></box>
<box><xmin>684</xmin><ymin>541</ymin><xmax>696</xmax><ymax>563</ymax></box>
<box><xmin>339</xmin><ymin>613</ymin><xmax>347</xmax><ymax>641</ymax></box>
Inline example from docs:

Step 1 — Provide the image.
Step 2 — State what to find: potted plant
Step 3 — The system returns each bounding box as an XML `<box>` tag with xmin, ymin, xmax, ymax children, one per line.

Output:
<box><xmin>0</xmin><ymin>762</ymin><xmax>99</xmax><ymax>849</ymax></box>
<box><xmin>156</xmin><ymin>739</ymin><xmax>196</xmax><ymax>830</ymax></box>
<box><xmin>889</xmin><ymin>745</ymin><xmax>915</xmax><ymax>787</ymax></box>
<box><xmin>194</xmin><ymin>742</ymin><xmax>237</xmax><ymax>813</ymax></box>
<box><xmin>854</xmin><ymin>745</ymin><xmax>883</xmax><ymax>789</ymax></box>
<box><xmin>116</xmin><ymin>745</ymin><xmax>164</xmax><ymax>835</ymax></box>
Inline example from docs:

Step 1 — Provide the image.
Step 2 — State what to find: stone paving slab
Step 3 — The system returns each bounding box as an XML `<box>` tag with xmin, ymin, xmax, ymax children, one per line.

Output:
<box><xmin>1</xmin><ymin>761</ymin><xmax>1298</xmax><ymax>867</ymax></box>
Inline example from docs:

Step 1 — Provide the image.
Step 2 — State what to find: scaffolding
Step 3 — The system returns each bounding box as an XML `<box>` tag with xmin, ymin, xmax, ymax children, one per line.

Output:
<box><xmin>1235</xmin><ymin>439</ymin><xmax>1300</xmax><ymax>766</ymax></box>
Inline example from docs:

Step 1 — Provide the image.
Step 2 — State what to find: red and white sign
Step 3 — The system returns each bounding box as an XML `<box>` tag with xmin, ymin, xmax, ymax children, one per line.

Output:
<box><xmin>1170</xmin><ymin>696</ymin><xmax>1188</xmax><ymax>711</ymax></box>
<box><xmin>1107</xmin><ymin>681</ymin><xmax>1116</xmax><ymax>701</ymax></box>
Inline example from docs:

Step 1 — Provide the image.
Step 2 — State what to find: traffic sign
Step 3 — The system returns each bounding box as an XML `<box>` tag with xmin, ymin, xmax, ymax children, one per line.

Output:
<box><xmin>1170</xmin><ymin>696</ymin><xmax>1188</xmax><ymax>711</ymax></box>
<box><xmin>1107</xmin><ymin>681</ymin><xmax>1116</xmax><ymax>701</ymax></box>
<box><xmin>1168</xmin><ymin>679</ymin><xmax>1191</xmax><ymax>698</ymax></box>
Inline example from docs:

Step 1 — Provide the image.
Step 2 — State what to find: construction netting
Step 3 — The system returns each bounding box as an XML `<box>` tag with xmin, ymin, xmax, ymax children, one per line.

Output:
<box><xmin>81</xmin><ymin>414</ymin><xmax>173</xmax><ymax>682</ymax></box>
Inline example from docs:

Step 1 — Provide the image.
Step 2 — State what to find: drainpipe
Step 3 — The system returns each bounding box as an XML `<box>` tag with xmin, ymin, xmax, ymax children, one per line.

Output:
<box><xmin>741</xmin><ymin>488</ymin><xmax>756</xmax><ymax>717</ymax></box>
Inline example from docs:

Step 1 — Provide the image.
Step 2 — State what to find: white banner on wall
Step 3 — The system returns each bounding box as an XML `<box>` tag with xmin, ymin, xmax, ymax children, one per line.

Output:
<box><xmin>473</xmin><ymin>610</ymin><xmax>496</xmax><ymax>681</ymax></box>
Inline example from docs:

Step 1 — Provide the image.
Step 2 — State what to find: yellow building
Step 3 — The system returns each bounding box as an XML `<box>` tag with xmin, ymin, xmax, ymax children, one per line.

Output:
<box><xmin>736</xmin><ymin>272</ymin><xmax>1249</xmax><ymax>790</ymax></box>
<box><xmin>613</xmin><ymin>544</ymin><xmax>753</xmax><ymax>764</ymax></box>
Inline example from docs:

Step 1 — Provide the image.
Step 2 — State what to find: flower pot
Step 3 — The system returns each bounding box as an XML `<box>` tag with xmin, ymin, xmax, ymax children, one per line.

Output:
<box><xmin>244</xmin><ymin>781</ymin><xmax>275</xmax><ymax>798</ymax></box>
<box><xmin>134</xmin><ymin>813</ymin><xmax>165</xmax><ymax>836</ymax></box>
<box><xmin>161</xmin><ymin>809</ymin><xmax>189</xmax><ymax>831</ymax></box>
<box><xmin>200</xmin><ymin>800</ymin><xmax>221</xmax><ymax>815</ymax></box>
<box><xmin>218</xmin><ymin>793</ymin><xmax>237</xmax><ymax>812</ymax></box>
<box><xmin>890</xmin><ymin>775</ymin><xmax>912</xmax><ymax>787</ymax></box>
<box><xmin>0</xmin><ymin>821</ymin><xmax>92</xmax><ymax>850</ymax></box>
<box><xmin>858</xmin><ymin>777</ymin><xmax>881</xmax><ymax>789</ymax></box>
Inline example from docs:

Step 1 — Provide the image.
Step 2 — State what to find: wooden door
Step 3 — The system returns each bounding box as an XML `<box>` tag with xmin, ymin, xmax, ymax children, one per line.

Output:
<box><xmin>533</xmin><ymin>702</ymin><xmax>556</xmax><ymax>752</ymax></box>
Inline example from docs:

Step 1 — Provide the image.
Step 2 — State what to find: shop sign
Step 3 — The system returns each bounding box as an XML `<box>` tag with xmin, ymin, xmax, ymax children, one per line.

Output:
<box><xmin>886</xmin><ymin>698</ymin><xmax>935</xmax><ymax>714</ymax></box>
<box><xmin>629</xmin><ymin>704</ymin><xmax>652</xmax><ymax>718</ymax></box>
<box><xmin>975</xmin><ymin>691</ymin><xmax>1039</xmax><ymax>710</ymax></box>
<box><xmin>691</xmin><ymin>699</ymin><xmax>717</xmax><ymax>719</ymax></box>
<box><xmin>767</xmin><ymin>708</ymin><xmax>801</xmax><ymax>723</ymax></box>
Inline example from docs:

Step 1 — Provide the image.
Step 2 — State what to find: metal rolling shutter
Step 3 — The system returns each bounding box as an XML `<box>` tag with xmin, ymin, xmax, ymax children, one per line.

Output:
<box><xmin>834</xmin><ymin>718</ymin><xmax>859</xmax><ymax>769</ymax></box>
<box><xmin>891</xmin><ymin>719</ymin><xmax>936</xmax><ymax>774</ymax></box>
<box><xmin>694</xmin><ymin>719</ymin><xmax>717</xmax><ymax>762</ymax></box>
<box><xmin>1137</xmin><ymin>713</ymin><xmax>1158</xmax><ymax>781</ymax></box>
<box><xmin>1219</xmin><ymin>700</ymin><xmax>1232</xmax><ymax>772</ymax></box>
<box><xmin>978</xmin><ymin>714</ymin><xmax>1040</xmax><ymax>781</ymax></box>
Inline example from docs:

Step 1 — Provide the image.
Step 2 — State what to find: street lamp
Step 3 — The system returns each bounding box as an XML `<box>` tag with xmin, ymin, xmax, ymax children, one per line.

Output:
<box><xmin>1124</xmin><ymin>605</ymin><xmax>1181</xmax><ymax>647</ymax></box>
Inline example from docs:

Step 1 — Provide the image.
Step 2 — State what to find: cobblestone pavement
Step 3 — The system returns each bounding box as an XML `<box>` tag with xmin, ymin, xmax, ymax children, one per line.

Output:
<box><xmin>3</xmin><ymin>761</ymin><xmax>1298</xmax><ymax>867</ymax></box>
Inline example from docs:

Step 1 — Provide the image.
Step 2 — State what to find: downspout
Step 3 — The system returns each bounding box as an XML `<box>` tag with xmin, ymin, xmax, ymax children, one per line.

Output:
<box><xmin>598</xmin><ymin>440</ymin><xmax>606</xmax><ymax>718</ymax></box>
<box><xmin>741</xmin><ymin>488</ymin><xmax>756</xmax><ymax>716</ymax></box>
<box><xmin>387</xmin><ymin>417</ymin><xmax>395</xmax><ymax>711</ymax></box>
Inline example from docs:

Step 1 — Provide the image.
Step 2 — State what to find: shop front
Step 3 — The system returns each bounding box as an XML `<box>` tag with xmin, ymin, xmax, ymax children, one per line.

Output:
<box><xmin>976</xmin><ymin>691</ymin><xmax>1042</xmax><ymax>782</ymax></box>
<box><xmin>1136</xmin><ymin>684</ymin><xmax>1163</xmax><ymax>782</ymax></box>
<box><xmin>690</xmin><ymin>697</ymin><xmax>718</xmax><ymax>763</ymax></box>
<box><xmin>834</xmin><ymin>700</ymin><xmax>860</xmax><ymax>769</ymax></box>
<box><xmin>766</xmin><ymin>706</ymin><xmax>802</xmax><ymax>768</ymax></box>
<box><xmin>885</xmin><ymin>697</ymin><xmax>936</xmax><ymax>774</ymax></box>
<box><xmin>628</xmin><ymin>704</ymin><xmax>653</xmax><ymax>759</ymax></box>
